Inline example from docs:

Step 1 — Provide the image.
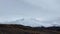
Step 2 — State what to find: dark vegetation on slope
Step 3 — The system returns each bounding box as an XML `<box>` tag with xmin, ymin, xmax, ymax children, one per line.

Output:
<box><xmin>0</xmin><ymin>24</ymin><xmax>60</xmax><ymax>34</ymax></box>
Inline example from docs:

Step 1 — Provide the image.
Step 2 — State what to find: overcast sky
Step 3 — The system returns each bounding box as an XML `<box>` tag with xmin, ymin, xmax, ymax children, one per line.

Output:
<box><xmin>0</xmin><ymin>0</ymin><xmax>60</xmax><ymax>23</ymax></box>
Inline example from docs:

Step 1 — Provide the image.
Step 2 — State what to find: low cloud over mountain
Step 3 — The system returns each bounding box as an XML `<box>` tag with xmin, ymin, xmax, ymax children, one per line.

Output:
<box><xmin>0</xmin><ymin>17</ymin><xmax>60</xmax><ymax>27</ymax></box>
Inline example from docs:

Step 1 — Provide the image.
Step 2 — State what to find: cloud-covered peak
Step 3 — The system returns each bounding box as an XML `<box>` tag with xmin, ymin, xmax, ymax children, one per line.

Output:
<box><xmin>0</xmin><ymin>17</ymin><xmax>60</xmax><ymax>27</ymax></box>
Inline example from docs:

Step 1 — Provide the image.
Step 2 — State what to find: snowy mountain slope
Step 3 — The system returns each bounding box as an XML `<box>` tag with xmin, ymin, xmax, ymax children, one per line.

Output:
<box><xmin>0</xmin><ymin>17</ymin><xmax>60</xmax><ymax>27</ymax></box>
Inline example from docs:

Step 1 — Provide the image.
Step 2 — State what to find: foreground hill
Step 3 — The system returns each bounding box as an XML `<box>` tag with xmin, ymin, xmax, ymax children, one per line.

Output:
<box><xmin>0</xmin><ymin>24</ymin><xmax>60</xmax><ymax>34</ymax></box>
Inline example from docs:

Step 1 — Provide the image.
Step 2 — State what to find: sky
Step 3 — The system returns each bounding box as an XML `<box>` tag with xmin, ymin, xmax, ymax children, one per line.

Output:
<box><xmin>0</xmin><ymin>0</ymin><xmax>60</xmax><ymax>26</ymax></box>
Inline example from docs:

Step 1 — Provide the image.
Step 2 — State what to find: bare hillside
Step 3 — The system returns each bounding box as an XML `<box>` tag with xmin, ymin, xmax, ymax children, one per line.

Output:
<box><xmin>0</xmin><ymin>24</ymin><xmax>60</xmax><ymax>34</ymax></box>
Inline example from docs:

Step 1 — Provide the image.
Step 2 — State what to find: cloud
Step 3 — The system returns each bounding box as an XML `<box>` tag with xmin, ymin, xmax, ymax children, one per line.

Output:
<box><xmin>0</xmin><ymin>0</ymin><xmax>60</xmax><ymax>27</ymax></box>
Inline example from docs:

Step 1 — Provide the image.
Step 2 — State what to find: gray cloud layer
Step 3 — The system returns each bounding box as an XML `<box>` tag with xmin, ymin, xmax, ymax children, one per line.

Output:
<box><xmin>0</xmin><ymin>0</ymin><xmax>60</xmax><ymax>26</ymax></box>
<box><xmin>0</xmin><ymin>0</ymin><xmax>60</xmax><ymax>17</ymax></box>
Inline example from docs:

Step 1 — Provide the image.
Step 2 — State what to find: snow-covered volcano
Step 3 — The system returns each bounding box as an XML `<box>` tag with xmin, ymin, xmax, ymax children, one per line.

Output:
<box><xmin>0</xmin><ymin>17</ymin><xmax>60</xmax><ymax>27</ymax></box>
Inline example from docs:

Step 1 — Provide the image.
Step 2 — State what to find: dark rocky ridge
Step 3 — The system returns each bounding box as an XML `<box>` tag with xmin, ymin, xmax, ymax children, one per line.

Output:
<box><xmin>0</xmin><ymin>24</ymin><xmax>60</xmax><ymax>34</ymax></box>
